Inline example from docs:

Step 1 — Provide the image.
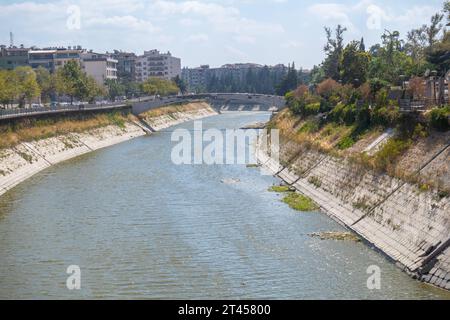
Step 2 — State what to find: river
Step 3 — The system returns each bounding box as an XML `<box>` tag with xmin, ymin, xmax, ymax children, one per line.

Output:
<box><xmin>0</xmin><ymin>112</ymin><xmax>448</xmax><ymax>299</ymax></box>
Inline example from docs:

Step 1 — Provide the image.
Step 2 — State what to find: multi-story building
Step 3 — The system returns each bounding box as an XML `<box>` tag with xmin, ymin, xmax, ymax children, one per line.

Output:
<box><xmin>0</xmin><ymin>45</ymin><xmax>30</xmax><ymax>70</ymax></box>
<box><xmin>182</xmin><ymin>63</ymin><xmax>289</xmax><ymax>93</ymax></box>
<box><xmin>81</xmin><ymin>52</ymin><xmax>118</xmax><ymax>86</ymax></box>
<box><xmin>135</xmin><ymin>49</ymin><xmax>181</xmax><ymax>82</ymax></box>
<box><xmin>28</xmin><ymin>47</ymin><xmax>83</xmax><ymax>72</ymax></box>
<box><xmin>111</xmin><ymin>50</ymin><xmax>136</xmax><ymax>82</ymax></box>
<box><xmin>181</xmin><ymin>65</ymin><xmax>210</xmax><ymax>93</ymax></box>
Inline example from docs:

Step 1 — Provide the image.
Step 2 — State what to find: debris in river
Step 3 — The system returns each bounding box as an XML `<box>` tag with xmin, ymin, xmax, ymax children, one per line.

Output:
<box><xmin>309</xmin><ymin>232</ymin><xmax>361</xmax><ymax>242</ymax></box>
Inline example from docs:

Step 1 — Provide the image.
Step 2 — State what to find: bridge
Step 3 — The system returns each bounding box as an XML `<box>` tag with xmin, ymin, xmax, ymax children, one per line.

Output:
<box><xmin>131</xmin><ymin>93</ymin><xmax>285</xmax><ymax>115</ymax></box>
<box><xmin>0</xmin><ymin>93</ymin><xmax>285</xmax><ymax>122</ymax></box>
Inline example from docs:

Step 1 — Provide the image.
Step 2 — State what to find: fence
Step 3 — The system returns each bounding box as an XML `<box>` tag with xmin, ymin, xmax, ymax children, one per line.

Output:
<box><xmin>0</xmin><ymin>102</ymin><xmax>129</xmax><ymax>120</ymax></box>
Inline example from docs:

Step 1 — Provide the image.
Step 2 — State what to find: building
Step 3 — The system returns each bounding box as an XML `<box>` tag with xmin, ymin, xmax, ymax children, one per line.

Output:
<box><xmin>111</xmin><ymin>50</ymin><xmax>136</xmax><ymax>82</ymax></box>
<box><xmin>135</xmin><ymin>49</ymin><xmax>181</xmax><ymax>82</ymax></box>
<box><xmin>181</xmin><ymin>65</ymin><xmax>209</xmax><ymax>93</ymax></box>
<box><xmin>0</xmin><ymin>45</ymin><xmax>30</xmax><ymax>70</ymax></box>
<box><xmin>81</xmin><ymin>52</ymin><xmax>118</xmax><ymax>86</ymax></box>
<box><xmin>182</xmin><ymin>63</ymin><xmax>289</xmax><ymax>93</ymax></box>
<box><xmin>28</xmin><ymin>47</ymin><xmax>83</xmax><ymax>72</ymax></box>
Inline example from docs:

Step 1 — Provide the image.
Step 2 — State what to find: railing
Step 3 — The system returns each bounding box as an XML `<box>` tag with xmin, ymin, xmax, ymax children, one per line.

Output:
<box><xmin>0</xmin><ymin>102</ymin><xmax>129</xmax><ymax>120</ymax></box>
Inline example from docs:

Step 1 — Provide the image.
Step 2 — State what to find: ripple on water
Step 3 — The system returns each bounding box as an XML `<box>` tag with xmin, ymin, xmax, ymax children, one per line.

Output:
<box><xmin>0</xmin><ymin>113</ymin><xmax>449</xmax><ymax>299</ymax></box>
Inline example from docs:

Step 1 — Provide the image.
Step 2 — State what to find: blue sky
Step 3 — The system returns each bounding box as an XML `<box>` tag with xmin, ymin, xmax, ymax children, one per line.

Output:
<box><xmin>0</xmin><ymin>0</ymin><xmax>446</xmax><ymax>68</ymax></box>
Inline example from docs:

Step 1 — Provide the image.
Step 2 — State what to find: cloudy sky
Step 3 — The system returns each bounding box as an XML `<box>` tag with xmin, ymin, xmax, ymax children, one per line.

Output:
<box><xmin>0</xmin><ymin>0</ymin><xmax>446</xmax><ymax>68</ymax></box>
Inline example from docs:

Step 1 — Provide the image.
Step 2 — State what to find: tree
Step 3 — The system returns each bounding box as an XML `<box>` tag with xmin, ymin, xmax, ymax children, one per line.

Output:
<box><xmin>14</xmin><ymin>66</ymin><xmax>40</xmax><ymax>107</ymax></box>
<box><xmin>276</xmin><ymin>63</ymin><xmax>298</xmax><ymax>96</ymax></box>
<box><xmin>445</xmin><ymin>1</ymin><xmax>450</xmax><ymax>23</ymax></box>
<box><xmin>408</xmin><ymin>76</ymin><xmax>425</xmax><ymax>99</ymax></box>
<box><xmin>55</xmin><ymin>60</ymin><xmax>104</xmax><ymax>103</ymax></box>
<box><xmin>105</xmin><ymin>79</ymin><xmax>125</xmax><ymax>101</ymax></box>
<box><xmin>141</xmin><ymin>78</ymin><xmax>179</xmax><ymax>96</ymax></box>
<box><xmin>35</xmin><ymin>67</ymin><xmax>54</xmax><ymax>103</ymax></box>
<box><xmin>426</xmin><ymin>13</ymin><xmax>444</xmax><ymax>47</ymax></box>
<box><xmin>323</xmin><ymin>24</ymin><xmax>347</xmax><ymax>80</ymax></box>
<box><xmin>340</xmin><ymin>41</ymin><xmax>371</xmax><ymax>86</ymax></box>
<box><xmin>173</xmin><ymin>75</ymin><xmax>187</xmax><ymax>94</ymax></box>
<box><xmin>359</xmin><ymin>37</ymin><xmax>366</xmax><ymax>52</ymax></box>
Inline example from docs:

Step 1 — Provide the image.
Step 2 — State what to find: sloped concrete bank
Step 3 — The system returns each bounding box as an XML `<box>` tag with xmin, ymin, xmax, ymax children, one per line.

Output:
<box><xmin>256</xmin><ymin>138</ymin><xmax>450</xmax><ymax>291</ymax></box>
<box><xmin>139</xmin><ymin>101</ymin><xmax>217</xmax><ymax>131</ymax></box>
<box><xmin>0</xmin><ymin>103</ymin><xmax>218</xmax><ymax>198</ymax></box>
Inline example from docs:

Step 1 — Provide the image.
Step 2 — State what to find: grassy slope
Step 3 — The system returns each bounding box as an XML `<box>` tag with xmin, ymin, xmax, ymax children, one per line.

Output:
<box><xmin>0</xmin><ymin>112</ymin><xmax>135</xmax><ymax>150</ymax></box>
<box><xmin>270</xmin><ymin>108</ymin><xmax>450</xmax><ymax>193</ymax></box>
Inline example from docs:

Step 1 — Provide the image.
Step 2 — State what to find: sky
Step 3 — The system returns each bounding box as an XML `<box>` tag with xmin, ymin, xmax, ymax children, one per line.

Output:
<box><xmin>0</xmin><ymin>0</ymin><xmax>446</xmax><ymax>69</ymax></box>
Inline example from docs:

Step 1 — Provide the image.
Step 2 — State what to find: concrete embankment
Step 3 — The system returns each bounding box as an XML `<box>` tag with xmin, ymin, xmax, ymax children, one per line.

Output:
<box><xmin>256</xmin><ymin>135</ymin><xmax>450</xmax><ymax>291</ymax></box>
<box><xmin>138</xmin><ymin>101</ymin><xmax>217</xmax><ymax>131</ymax></box>
<box><xmin>0</xmin><ymin>102</ymin><xmax>217</xmax><ymax>198</ymax></box>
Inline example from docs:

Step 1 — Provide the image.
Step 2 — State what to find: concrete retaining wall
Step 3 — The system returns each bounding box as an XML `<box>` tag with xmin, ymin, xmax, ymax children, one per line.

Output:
<box><xmin>256</xmin><ymin>137</ymin><xmax>450</xmax><ymax>291</ymax></box>
<box><xmin>0</xmin><ymin>103</ymin><xmax>218</xmax><ymax>198</ymax></box>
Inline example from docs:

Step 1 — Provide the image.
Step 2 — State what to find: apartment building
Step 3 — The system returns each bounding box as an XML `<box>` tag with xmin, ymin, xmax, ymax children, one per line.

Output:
<box><xmin>135</xmin><ymin>49</ymin><xmax>181</xmax><ymax>82</ymax></box>
<box><xmin>81</xmin><ymin>52</ymin><xmax>118</xmax><ymax>85</ymax></box>
<box><xmin>28</xmin><ymin>47</ymin><xmax>83</xmax><ymax>72</ymax></box>
<box><xmin>181</xmin><ymin>65</ymin><xmax>210</xmax><ymax>93</ymax></box>
<box><xmin>0</xmin><ymin>45</ymin><xmax>29</xmax><ymax>70</ymax></box>
<box><xmin>111</xmin><ymin>50</ymin><xmax>137</xmax><ymax>82</ymax></box>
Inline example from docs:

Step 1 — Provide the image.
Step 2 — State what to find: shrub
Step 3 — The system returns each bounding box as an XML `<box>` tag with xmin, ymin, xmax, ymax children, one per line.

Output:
<box><xmin>428</xmin><ymin>106</ymin><xmax>450</xmax><ymax>131</ymax></box>
<box><xmin>304</xmin><ymin>102</ymin><xmax>321</xmax><ymax>115</ymax></box>
<box><xmin>337</xmin><ymin>136</ymin><xmax>356</xmax><ymax>150</ymax></box>
<box><xmin>372</xmin><ymin>105</ymin><xmax>400</xmax><ymax>127</ymax></box>
<box><xmin>298</xmin><ymin>120</ymin><xmax>320</xmax><ymax>134</ymax></box>
<box><xmin>316</xmin><ymin>78</ymin><xmax>341</xmax><ymax>98</ymax></box>
<box><xmin>373</xmin><ymin>138</ymin><xmax>411</xmax><ymax>171</ymax></box>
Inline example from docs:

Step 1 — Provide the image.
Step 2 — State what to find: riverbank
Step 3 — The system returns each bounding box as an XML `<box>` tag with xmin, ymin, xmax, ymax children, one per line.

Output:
<box><xmin>0</xmin><ymin>102</ymin><xmax>218</xmax><ymax>198</ymax></box>
<box><xmin>138</xmin><ymin>101</ymin><xmax>217</xmax><ymax>131</ymax></box>
<box><xmin>256</xmin><ymin>110</ymin><xmax>450</xmax><ymax>292</ymax></box>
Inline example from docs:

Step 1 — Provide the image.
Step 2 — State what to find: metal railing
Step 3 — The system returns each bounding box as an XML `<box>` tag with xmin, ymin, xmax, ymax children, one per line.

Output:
<box><xmin>0</xmin><ymin>102</ymin><xmax>129</xmax><ymax>120</ymax></box>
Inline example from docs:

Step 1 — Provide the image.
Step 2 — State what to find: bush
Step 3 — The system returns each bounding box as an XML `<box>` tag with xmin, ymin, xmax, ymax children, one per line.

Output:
<box><xmin>372</xmin><ymin>105</ymin><xmax>400</xmax><ymax>127</ymax></box>
<box><xmin>373</xmin><ymin>138</ymin><xmax>411</xmax><ymax>171</ymax></box>
<box><xmin>304</xmin><ymin>102</ymin><xmax>321</xmax><ymax>115</ymax></box>
<box><xmin>337</xmin><ymin>136</ymin><xmax>356</xmax><ymax>150</ymax></box>
<box><xmin>429</xmin><ymin>106</ymin><xmax>450</xmax><ymax>131</ymax></box>
<box><xmin>298</xmin><ymin>120</ymin><xmax>320</xmax><ymax>134</ymax></box>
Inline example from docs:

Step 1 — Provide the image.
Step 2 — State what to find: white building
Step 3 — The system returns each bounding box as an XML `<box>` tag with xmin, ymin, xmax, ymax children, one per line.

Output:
<box><xmin>81</xmin><ymin>52</ymin><xmax>118</xmax><ymax>86</ymax></box>
<box><xmin>135</xmin><ymin>49</ymin><xmax>181</xmax><ymax>82</ymax></box>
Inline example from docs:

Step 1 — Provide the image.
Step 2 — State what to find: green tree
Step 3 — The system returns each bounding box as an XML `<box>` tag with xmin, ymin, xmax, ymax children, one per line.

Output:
<box><xmin>173</xmin><ymin>75</ymin><xmax>187</xmax><ymax>94</ymax></box>
<box><xmin>141</xmin><ymin>78</ymin><xmax>179</xmax><ymax>96</ymax></box>
<box><xmin>55</xmin><ymin>60</ymin><xmax>104</xmax><ymax>103</ymax></box>
<box><xmin>14</xmin><ymin>66</ymin><xmax>40</xmax><ymax>107</ymax></box>
<box><xmin>426</xmin><ymin>13</ymin><xmax>444</xmax><ymax>47</ymax></box>
<box><xmin>276</xmin><ymin>63</ymin><xmax>298</xmax><ymax>95</ymax></box>
<box><xmin>35</xmin><ymin>67</ymin><xmax>54</xmax><ymax>103</ymax></box>
<box><xmin>340</xmin><ymin>41</ymin><xmax>371</xmax><ymax>86</ymax></box>
<box><xmin>105</xmin><ymin>79</ymin><xmax>125</xmax><ymax>101</ymax></box>
<box><xmin>323</xmin><ymin>24</ymin><xmax>347</xmax><ymax>80</ymax></box>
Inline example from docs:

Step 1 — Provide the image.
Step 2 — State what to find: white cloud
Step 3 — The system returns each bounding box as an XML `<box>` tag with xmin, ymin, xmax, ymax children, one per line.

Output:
<box><xmin>184</xmin><ymin>33</ymin><xmax>209</xmax><ymax>43</ymax></box>
<box><xmin>85</xmin><ymin>15</ymin><xmax>159</xmax><ymax>32</ymax></box>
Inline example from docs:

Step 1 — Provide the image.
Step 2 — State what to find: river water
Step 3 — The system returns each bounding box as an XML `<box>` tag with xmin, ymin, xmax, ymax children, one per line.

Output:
<box><xmin>0</xmin><ymin>112</ymin><xmax>448</xmax><ymax>299</ymax></box>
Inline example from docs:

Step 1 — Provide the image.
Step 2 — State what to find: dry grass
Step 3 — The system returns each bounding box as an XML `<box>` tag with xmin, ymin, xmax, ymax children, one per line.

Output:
<box><xmin>0</xmin><ymin>113</ymin><xmax>136</xmax><ymax>150</ymax></box>
<box><xmin>140</xmin><ymin>101</ymin><xmax>212</xmax><ymax>118</ymax></box>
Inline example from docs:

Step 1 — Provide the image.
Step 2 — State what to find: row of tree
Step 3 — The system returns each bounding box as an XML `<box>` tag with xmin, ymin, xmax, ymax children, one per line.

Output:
<box><xmin>203</xmin><ymin>67</ymin><xmax>289</xmax><ymax>94</ymax></box>
<box><xmin>0</xmin><ymin>61</ymin><xmax>105</xmax><ymax>107</ymax></box>
<box><xmin>309</xmin><ymin>1</ymin><xmax>450</xmax><ymax>89</ymax></box>
<box><xmin>0</xmin><ymin>60</ymin><xmax>182</xmax><ymax>108</ymax></box>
